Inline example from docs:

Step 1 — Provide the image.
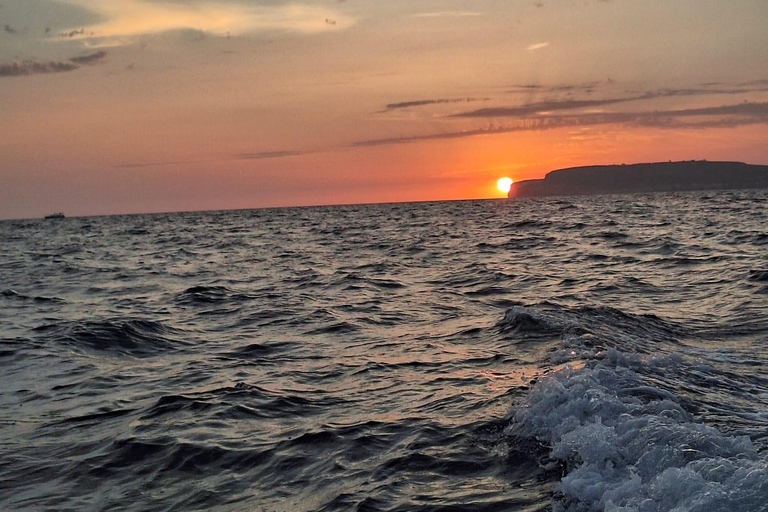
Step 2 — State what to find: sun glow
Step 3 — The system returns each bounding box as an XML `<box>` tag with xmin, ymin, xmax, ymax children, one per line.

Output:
<box><xmin>496</xmin><ymin>177</ymin><xmax>513</xmax><ymax>194</ymax></box>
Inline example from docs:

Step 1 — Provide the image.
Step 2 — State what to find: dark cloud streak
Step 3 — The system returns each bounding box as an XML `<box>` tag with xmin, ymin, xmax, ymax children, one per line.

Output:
<box><xmin>379</xmin><ymin>79</ymin><xmax>768</xmax><ymax>117</ymax></box>
<box><xmin>0</xmin><ymin>60</ymin><xmax>78</xmax><ymax>77</ymax></box>
<box><xmin>237</xmin><ymin>150</ymin><xmax>305</xmax><ymax>160</ymax></box>
<box><xmin>115</xmin><ymin>150</ymin><xmax>307</xmax><ymax>169</ymax></box>
<box><xmin>0</xmin><ymin>51</ymin><xmax>108</xmax><ymax>78</ymax></box>
<box><xmin>639</xmin><ymin>85</ymin><xmax>768</xmax><ymax>100</ymax></box>
<box><xmin>383</xmin><ymin>97</ymin><xmax>486</xmax><ymax>112</ymax></box>
<box><xmin>671</xmin><ymin>102</ymin><xmax>768</xmax><ymax>117</ymax></box>
<box><xmin>114</xmin><ymin>160</ymin><xmax>196</xmax><ymax>170</ymax></box>
<box><xmin>60</xmin><ymin>28</ymin><xmax>85</xmax><ymax>38</ymax></box>
<box><xmin>452</xmin><ymin>98</ymin><xmax>628</xmax><ymax>118</ymax></box>
<box><xmin>508</xmin><ymin>82</ymin><xmax>603</xmax><ymax>94</ymax></box>
<box><xmin>70</xmin><ymin>50</ymin><xmax>108</xmax><ymax>65</ymax></box>
<box><xmin>355</xmin><ymin>102</ymin><xmax>768</xmax><ymax>147</ymax></box>
<box><xmin>451</xmin><ymin>85</ymin><xmax>768</xmax><ymax>118</ymax></box>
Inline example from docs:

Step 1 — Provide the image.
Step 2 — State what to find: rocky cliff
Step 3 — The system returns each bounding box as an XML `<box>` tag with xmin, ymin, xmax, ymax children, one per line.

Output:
<box><xmin>508</xmin><ymin>161</ymin><xmax>768</xmax><ymax>198</ymax></box>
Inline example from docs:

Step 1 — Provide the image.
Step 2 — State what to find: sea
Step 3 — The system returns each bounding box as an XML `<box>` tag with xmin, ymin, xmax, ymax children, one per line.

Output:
<box><xmin>1</xmin><ymin>190</ymin><xmax>767</xmax><ymax>512</ymax></box>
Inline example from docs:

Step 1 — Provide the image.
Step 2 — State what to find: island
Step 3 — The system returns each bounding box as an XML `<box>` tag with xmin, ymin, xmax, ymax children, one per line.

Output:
<box><xmin>508</xmin><ymin>161</ymin><xmax>768</xmax><ymax>198</ymax></box>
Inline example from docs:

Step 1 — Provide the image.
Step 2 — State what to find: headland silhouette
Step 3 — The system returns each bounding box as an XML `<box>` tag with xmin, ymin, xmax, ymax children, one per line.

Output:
<box><xmin>508</xmin><ymin>161</ymin><xmax>768</xmax><ymax>198</ymax></box>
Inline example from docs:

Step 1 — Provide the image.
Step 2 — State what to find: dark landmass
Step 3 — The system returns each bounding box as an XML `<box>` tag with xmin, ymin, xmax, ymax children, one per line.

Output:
<box><xmin>508</xmin><ymin>161</ymin><xmax>768</xmax><ymax>198</ymax></box>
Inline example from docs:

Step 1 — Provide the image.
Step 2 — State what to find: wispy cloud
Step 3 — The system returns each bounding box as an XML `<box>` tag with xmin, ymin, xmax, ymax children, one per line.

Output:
<box><xmin>452</xmin><ymin>98</ymin><xmax>629</xmax><ymax>118</ymax></box>
<box><xmin>236</xmin><ymin>150</ymin><xmax>306</xmax><ymax>160</ymax></box>
<box><xmin>508</xmin><ymin>81</ymin><xmax>606</xmax><ymax>94</ymax></box>
<box><xmin>739</xmin><ymin>79</ymin><xmax>768</xmax><ymax>87</ymax></box>
<box><xmin>69</xmin><ymin>50</ymin><xmax>108</xmax><ymax>65</ymax></box>
<box><xmin>668</xmin><ymin>102</ymin><xmax>768</xmax><ymax>117</ymax></box>
<box><xmin>0</xmin><ymin>60</ymin><xmax>78</xmax><ymax>77</ymax></box>
<box><xmin>526</xmin><ymin>42</ymin><xmax>549</xmax><ymax>51</ymax></box>
<box><xmin>639</xmin><ymin>84</ymin><xmax>768</xmax><ymax>99</ymax></box>
<box><xmin>383</xmin><ymin>97</ymin><xmax>487</xmax><ymax>112</ymax></box>
<box><xmin>507</xmin><ymin>80</ymin><xmax>768</xmax><ymax>97</ymax></box>
<box><xmin>60</xmin><ymin>28</ymin><xmax>87</xmax><ymax>38</ymax></box>
<box><xmin>354</xmin><ymin>102</ymin><xmax>768</xmax><ymax>147</ymax></box>
<box><xmin>114</xmin><ymin>149</ymin><xmax>307</xmax><ymax>169</ymax></box>
<box><xmin>114</xmin><ymin>160</ymin><xmax>197</xmax><ymax>169</ymax></box>
<box><xmin>451</xmin><ymin>84</ymin><xmax>768</xmax><ymax>118</ymax></box>
<box><xmin>0</xmin><ymin>51</ymin><xmax>108</xmax><ymax>78</ymax></box>
<box><xmin>54</xmin><ymin>1</ymin><xmax>355</xmax><ymax>43</ymax></box>
<box><xmin>379</xmin><ymin>80</ymin><xmax>768</xmax><ymax>121</ymax></box>
<box><xmin>413</xmin><ymin>11</ymin><xmax>484</xmax><ymax>18</ymax></box>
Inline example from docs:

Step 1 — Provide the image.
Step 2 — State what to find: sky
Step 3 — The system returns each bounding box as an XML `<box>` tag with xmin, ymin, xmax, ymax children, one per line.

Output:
<box><xmin>1</xmin><ymin>0</ymin><xmax>767</xmax><ymax>218</ymax></box>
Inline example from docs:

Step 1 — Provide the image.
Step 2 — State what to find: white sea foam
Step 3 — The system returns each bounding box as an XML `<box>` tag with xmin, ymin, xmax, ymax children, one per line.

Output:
<box><xmin>507</xmin><ymin>357</ymin><xmax>768</xmax><ymax>511</ymax></box>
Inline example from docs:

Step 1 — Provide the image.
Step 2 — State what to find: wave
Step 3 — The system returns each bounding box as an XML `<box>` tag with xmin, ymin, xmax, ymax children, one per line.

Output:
<box><xmin>34</xmin><ymin>318</ymin><xmax>188</xmax><ymax>357</ymax></box>
<box><xmin>2</xmin><ymin>289</ymin><xmax>64</xmax><ymax>303</ymax></box>
<box><xmin>503</xmin><ymin>303</ymin><xmax>768</xmax><ymax>511</ymax></box>
<box><xmin>142</xmin><ymin>383</ymin><xmax>348</xmax><ymax>421</ymax></box>
<box><xmin>174</xmin><ymin>285</ymin><xmax>257</xmax><ymax>305</ymax></box>
<box><xmin>501</xmin><ymin>219</ymin><xmax>552</xmax><ymax>230</ymax></box>
<box><xmin>496</xmin><ymin>303</ymin><xmax>688</xmax><ymax>352</ymax></box>
<box><xmin>325</xmin><ymin>271</ymin><xmax>407</xmax><ymax>292</ymax></box>
<box><xmin>497</xmin><ymin>305</ymin><xmax>573</xmax><ymax>337</ymax></box>
<box><xmin>507</xmin><ymin>360</ymin><xmax>767</xmax><ymax>511</ymax></box>
<box><xmin>304</xmin><ymin>321</ymin><xmax>360</xmax><ymax>335</ymax></box>
<box><xmin>221</xmin><ymin>340</ymin><xmax>299</xmax><ymax>360</ymax></box>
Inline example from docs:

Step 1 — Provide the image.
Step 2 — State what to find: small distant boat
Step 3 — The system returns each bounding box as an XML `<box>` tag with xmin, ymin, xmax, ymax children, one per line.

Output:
<box><xmin>44</xmin><ymin>213</ymin><xmax>65</xmax><ymax>219</ymax></box>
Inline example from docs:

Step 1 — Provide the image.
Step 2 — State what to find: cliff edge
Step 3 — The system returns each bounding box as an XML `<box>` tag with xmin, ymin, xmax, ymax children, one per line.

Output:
<box><xmin>508</xmin><ymin>161</ymin><xmax>768</xmax><ymax>198</ymax></box>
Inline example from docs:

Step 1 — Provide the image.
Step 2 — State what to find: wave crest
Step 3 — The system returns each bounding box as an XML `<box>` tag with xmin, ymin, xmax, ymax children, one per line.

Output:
<box><xmin>35</xmin><ymin>319</ymin><xmax>187</xmax><ymax>357</ymax></box>
<box><xmin>507</xmin><ymin>360</ymin><xmax>767</xmax><ymax>511</ymax></box>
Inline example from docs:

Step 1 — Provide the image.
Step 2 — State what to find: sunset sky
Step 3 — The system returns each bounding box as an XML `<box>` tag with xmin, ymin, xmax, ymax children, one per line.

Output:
<box><xmin>1</xmin><ymin>0</ymin><xmax>767</xmax><ymax>218</ymax></box>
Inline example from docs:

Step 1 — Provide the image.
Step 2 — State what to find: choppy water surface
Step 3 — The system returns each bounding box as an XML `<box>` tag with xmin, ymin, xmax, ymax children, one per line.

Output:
<box><xmin>1</xmin><ymin>191</ymin><xmax>767</xmax><ymax>511</ymax></box>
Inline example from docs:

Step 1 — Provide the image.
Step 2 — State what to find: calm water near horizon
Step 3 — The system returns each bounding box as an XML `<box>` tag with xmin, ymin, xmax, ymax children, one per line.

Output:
<box><xmin>1</xmin><ymin>191</ymin><xmax>767</xmax><ymax>511</ymax></box>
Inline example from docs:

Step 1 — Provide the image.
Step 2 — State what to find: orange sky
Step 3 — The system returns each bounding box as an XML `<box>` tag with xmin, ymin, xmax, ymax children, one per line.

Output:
<box><xmin>1</xmin><ymin>0</ymin><xmax>767</xmax><ymax>218</ymax></box>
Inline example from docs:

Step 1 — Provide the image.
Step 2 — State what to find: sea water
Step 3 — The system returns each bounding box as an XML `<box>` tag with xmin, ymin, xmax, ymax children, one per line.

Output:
<box><xmin>1</xmin><ymin>191</ymin><xmax>766</xmax><ymax>511</ymax></box>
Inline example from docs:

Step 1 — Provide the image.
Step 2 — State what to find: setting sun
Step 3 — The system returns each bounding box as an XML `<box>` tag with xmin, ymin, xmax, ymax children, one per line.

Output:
<box><xmin>496</xmin><ymin>177</ymin><xmax>513</xmax><ymax>194</ymax></box>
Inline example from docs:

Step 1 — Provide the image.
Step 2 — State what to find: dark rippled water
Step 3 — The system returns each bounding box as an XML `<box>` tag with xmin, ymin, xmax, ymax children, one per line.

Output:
<box><xmin>1</xmin><ymin>191</ymin><xmax>767</xmax><ymax>511</ymax></box>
